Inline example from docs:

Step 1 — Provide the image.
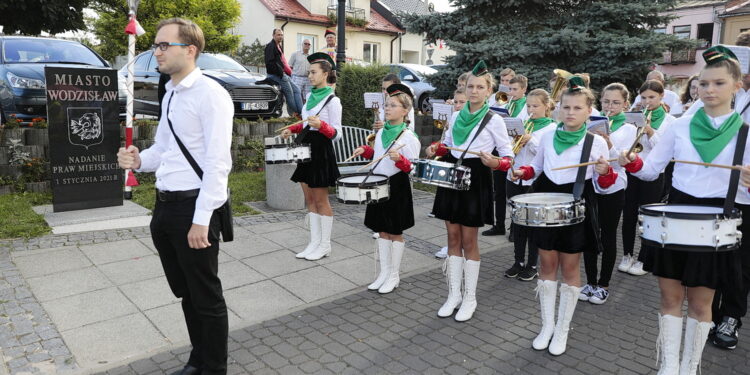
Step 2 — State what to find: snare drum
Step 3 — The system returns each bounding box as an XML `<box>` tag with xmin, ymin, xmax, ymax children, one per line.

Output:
<box><xmin>509</xmin><ymin>193</ymin><xmax>585</xmax><ymax>227</ymax></box>
<box><xmin>336</xmin><ymin>173</ymin><xmax>390</xmax><ymax>204</ymax></box>
<box><xmin>410</xmin><ymin>159</ymin><xmax>471</xmax><ymax>191</ymax></box>
<box><xmin>264</xmin><ymin>138</ymin><xmax>311</xmax><ymax>164</ymax></box>
<box><xmin>639</xmin><ymin>204</ymin><xmax>742</xmax><ymax>252</ymax></box>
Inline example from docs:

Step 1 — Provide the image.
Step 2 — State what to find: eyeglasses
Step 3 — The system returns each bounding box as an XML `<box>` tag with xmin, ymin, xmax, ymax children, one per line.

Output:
<box><xmin>152</xmin><ymin>42</ymin><xmax>189</xmax><ymax>51</ymax></box>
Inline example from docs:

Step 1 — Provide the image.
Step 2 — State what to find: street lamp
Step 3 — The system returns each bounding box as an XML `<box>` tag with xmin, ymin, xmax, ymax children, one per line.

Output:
<box><xmin>336</xmin><ymin>0</ymin><xmax>346</xmax><ymax>70</ymax></box>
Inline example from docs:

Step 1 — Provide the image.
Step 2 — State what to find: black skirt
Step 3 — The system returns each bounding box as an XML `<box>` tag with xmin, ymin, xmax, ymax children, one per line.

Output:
<box><xmin>291</xmin><ymin>130</ymin><xmax>340</xmax><ymax>188</ymax></box>
<box><xmin>365</xmin><ymin>172</ymin><xmax>414</xmax><ymax>235</ymax></box>
<box><xmin>432</xmin><ymin>155</ymin><xmax>494</xmax><ymax>227</ymax></box>
<box><xmin>643</xmin><ymin>188</ymin><xmax>744</xmax><ymax>289</ymax></box>
<box><xmin>530</xmin><ymin>173</ymin><xmax>597</xmax><ymax>254</ymax></box>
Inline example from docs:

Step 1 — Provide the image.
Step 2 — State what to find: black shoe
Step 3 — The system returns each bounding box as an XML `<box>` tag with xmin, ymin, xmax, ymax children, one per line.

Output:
<box><xmin>171</xmin><ymin>365</ymin><xmax>201</xmax><ymax>375</ymax></box>
<box><xmin>517</xmin><ymin>266</ymin><xmax>538</xmax><ymax>281</ymax></box>
<box><xmin>482</xmin><ymin>226</ymin><xmax>505</xmax><ymax>236</ymax></box>
<box><xmin>505</xmin><ymin>262</ymin><xmax>524</xmax><ymax>278</ymax></box>
<box><xmin>711</xmin><ymin>316</ymin><xmax>739</xmax><ymax>350</ymax></box>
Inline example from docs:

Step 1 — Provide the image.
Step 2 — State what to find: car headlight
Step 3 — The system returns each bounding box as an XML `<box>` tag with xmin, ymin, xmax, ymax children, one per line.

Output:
<box><xmin>7</xmin><ymin>72</ymin><xmax>46</xmax><ymax>89</ymax></box>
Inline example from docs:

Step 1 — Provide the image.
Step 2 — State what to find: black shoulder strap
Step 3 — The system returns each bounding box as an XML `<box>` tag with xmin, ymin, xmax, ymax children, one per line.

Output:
<box><xmin>572</xmin><ymin>132</ymin><xmax>594</xmax><ymax>200</ymax></box>
<box><xmin>740</xmin><ymin>98</ymin><xmax>750</xmax><ymax>116</ymax></box>
<box><xmin>165</xmin><ymin>92</ymin><xmax>204</xmax><ymax>180</ymax></box>
<box><xmin>294</xmin><ymin>94</ymin><xmax>336</xmax><ymax>145</ymax></box>
<box><xmin>724</xmin><ymin>123</ymin><xmax>749</xmax><ymax>216</ymax></box>
<box><xmin>456</xmin><ymin>112</ymin><xmax>494</xmax><ymax>167</ymax></box>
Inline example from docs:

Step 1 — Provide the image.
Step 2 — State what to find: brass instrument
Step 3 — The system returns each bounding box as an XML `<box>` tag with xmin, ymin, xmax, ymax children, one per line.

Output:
<box><xmin>495</xmin><ymin>90</ymin><xmax>509</xmax><ymax>105</ymax></box>
<box><xmin>512</xmin><ymin>120</ymin><xmax>534</xmax><ymax>154</ymax></box>
<box><xmin>628</xmin><ymin>110</ymin><xmax>652</xmax><ymax>155</ymax></box>
<box><xmin>433</xmin><ymin>112</ymin><xmax>448</xmax><ymax>130</ymax></box>
<box><xmin>366</xmin><ymin>101</ymin><xmax>380</xmax><ymax>147</ymax></box>
<box><xmin>550</xmin><ymin>68</ymin><xmax>573</xmax><ymax>103</ymax></box>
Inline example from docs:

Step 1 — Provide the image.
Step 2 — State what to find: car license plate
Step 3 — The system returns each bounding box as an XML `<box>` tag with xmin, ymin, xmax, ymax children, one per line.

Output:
<box><xmin>241</xmin><ymin>102</ymin><xmax>268</xmax><ymax>110</ymax></box>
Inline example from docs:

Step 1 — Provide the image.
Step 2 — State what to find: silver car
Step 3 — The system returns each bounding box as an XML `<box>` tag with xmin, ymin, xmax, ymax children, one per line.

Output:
<box><xmin>387</xmin><ymin>64</ymin><xmax>437</xmax><ymax>114</ymax></box>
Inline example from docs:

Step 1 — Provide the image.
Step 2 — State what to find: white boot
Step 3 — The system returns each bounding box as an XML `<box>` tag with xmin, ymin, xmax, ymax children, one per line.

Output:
<box><xmin>656</xmin><ymin>314</ymin><xmax>683</xmax><ymax>375</ymax></box>
<box><xmin>305</xmin><ymin>215</ymin><xmax>332</xmax><ymax>260</ymax></box>
<box><xmin>679</xmin><ymin>317</ymin><xmax>711</xmax><ymax>375</ymax></box>
<box><xmin>296</xmin><ymin>213</ymin><xmax>321</xmax><ymax>259</ymax></box>
<box><xmin>454</xmin><ymin>259</ymin><xmax>480</xmax><ymax>322</ymax></box>
<box><xmin>437</xmin><ymin>256</ymin><xmax>464</xmax><ymax>318</ymax></box>
<box><xmin>367</xmin><ymin>238</ymin><xmax>391</xmax><ymax>290</ymax></box>
<box><xmin>378</xmin><ymin>240</ymin><xmax>404</xmax><ymax>294</ymax></box>
<box><xmin>532</xmin><ymin>279</ymin><xmax>558</xmax><ymax>350</ymax></box>
<box><xmin>548</xmin><ymin>283</ymin><xmax>581</xmax><ymax>355</ymax></box>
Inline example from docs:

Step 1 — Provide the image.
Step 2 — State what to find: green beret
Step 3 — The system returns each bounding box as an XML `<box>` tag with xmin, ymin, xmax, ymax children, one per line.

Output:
<box><xmin>703</xmin><ymin>45</ymin><xmax>739</xmax><ymax>65</ymax></box>
<box><xmin>307</xmin><ymin>52</ymin><xmax>335</xmax><ymax>69</ymax></box>
<box><xmin>472</xmin><ymin>60</ymin><xmax>489</xmax><ymax>77</ymax></box>
<box><xmin>568</xmin><ymin>76</ymin><xmax>586</xmax><ymax>92</ymax></box>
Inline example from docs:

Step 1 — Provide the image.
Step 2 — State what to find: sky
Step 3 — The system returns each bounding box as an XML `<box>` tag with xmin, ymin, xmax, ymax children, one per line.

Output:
<box><xmin>431</xmin><ymin>0</ymin><xmax>454</xmax><ymax>12</ymax></box>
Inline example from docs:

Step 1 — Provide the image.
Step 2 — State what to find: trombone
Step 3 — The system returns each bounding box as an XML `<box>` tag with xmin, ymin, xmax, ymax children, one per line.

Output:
<box><xmin>512</xmin><ymin>120</ymin><xmax>534</xmax><ymax>154</ymax></box>
<box><xmin>495</xmin><ymin>90</ymin><xmax>509</xmax><ymax>106</ymax></box>
<box><xmin>628</xmin><ymin>109</ymin><xmax>652</xmax><ymax>155</ymax></box>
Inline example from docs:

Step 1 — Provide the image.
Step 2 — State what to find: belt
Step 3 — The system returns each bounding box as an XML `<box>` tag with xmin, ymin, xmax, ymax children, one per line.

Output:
<box><xmin>156</xmin><ymin>188</ymin><xmax>200</xmax><ymax>202</ymax></box>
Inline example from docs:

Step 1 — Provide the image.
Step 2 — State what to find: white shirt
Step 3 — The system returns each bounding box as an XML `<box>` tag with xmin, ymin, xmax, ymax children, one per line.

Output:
<box><xmin>631</xmin><ymin>89</ymin><xmax>683</xmax><ymax>116</ymax></box>
<box><xmin>502</xmin><ymin>99</ymin><xmax>530</xmax><ymax>122</ymax></box>
<box><xmin>372</xmin><ymin>130</ymin><xmax>421</xmax><ymax>177</ymax></box>
<box><xmin>444</xmin><ymin>111</ymin><xmax>514</xmax><ymax>159</ymax></box>
<box><xmin>593</xmin><ymin>122</ymin><xmax>637</xmax><ymax>194</ymax></box>
<box><xmin>137</xmin><ymin>68</ymin><xmax>234</xmax><ymax>225</ymax></box>
<box><xmin>633</xmin><ymin>112</ymin><xmax>750</xmax><ymax>204</ymax></box>
<box><xmin>684</xmin><ymin>88</ymin><xmax>750</xmax><ymax>123</ymax></box>
<box><xmin>507</xmin><ymin>121</ymin><xmax>556</xmax><ymax>186</ymax></box>
<box><xmin>529</xmin><ymin>128</ymin><xmax>610</xmax><ymax>185</ymax></box>
<box><xmin>302</xmin><ymin>92</ymin><xmax>342</xmax><ymax>142</ymax></box>
<box><xmin>379</xmin><ymin>106</ymin><xmax>415</xmax><ymax>131</ymax></box>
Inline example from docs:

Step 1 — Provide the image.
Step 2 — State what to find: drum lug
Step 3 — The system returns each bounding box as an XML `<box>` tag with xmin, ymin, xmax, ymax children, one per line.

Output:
<box><xmin>638</xmin><ymin>226</ymin><xmax>644</xmax><ymax>235</ymax></box>
<box><xmin>660</xmin><ymin>232</ymin><xmax>667</xmax><ymax>246</ymax></box>
<box><xmin>365</xmin><ymin>191</ymin><xmax>372</xmax><ymax>204</ymax></box>
<box><xmin>661</xmin><ymin>216</ymin><xmax>667</xmax><ymax>228</ymax></box>
<box><xmin>714</xmin><ymin>221</ymin><xmax>720</xmax><ymax>231</ymax></box>
<box><xmin>737</xmin><ymin>231</ymin><xmax>743</xmax><ymax>241</ymax></box>
<box><xmin>638</xmin><ymin>214</ymin><xmax>644</xmax><ymax>224</ymax></box>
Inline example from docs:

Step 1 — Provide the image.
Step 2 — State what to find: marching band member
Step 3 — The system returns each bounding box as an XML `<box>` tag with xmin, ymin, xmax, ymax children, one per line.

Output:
<box><xmin>352</xmin><ymin>84</ymin><xmax>421</xmax><ymax>294</ymax></box>
<box><xmin>426</xmin><ymin>60</ymin><xmax>513</xmax><ymax>322</ymax></box>
<box><xmin>374</xmin><ymin>74</ymin><xmax>415</xmax><ymax>130</ymax></box>
<box><xmin>581</xmin><ymin>83</ymin><xmax>637</xmax><ymax>304</ymax></box>
<box><xmin>488</xmin><ymin>68</ymin><xmax>515</xmax><ymax>107</ymax></box>
<box><xmin>506</xmin><ymin>75</ymin><xmax>529</xmax><ymax>121</ymax></box>
<box><xmin>511</xmin><ymin>76</ymin><xmax>613</xmax><ymax>355</ymax></box>
<box><xmin>503</xmin><ymin>89</ymin><xmax>556</xmax><ymax>281</ymax></box>
<box><xmin>620</xmin><ymin>80</ymin><xmax>677</xmax><ymax>276</ymax></box>
<box><xmin>617</xmin><ymin>45</ymin><xmax>750</xmax><ymax>375</ymax></box>
<box><xmin>282</xmin><ymin>52</ymin><xmax>342</xmax><ymax>261</ymax></box>
<box><xmin>630</xmin><ymin>70</ymin><xmax>683</xmax><ymax>116</ymax></box>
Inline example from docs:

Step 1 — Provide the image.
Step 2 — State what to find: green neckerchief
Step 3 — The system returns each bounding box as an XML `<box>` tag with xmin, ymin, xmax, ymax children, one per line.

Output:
<box><xmin>507</xmin><ymin>96</ymin><xmax>527</xmax><ymax>117</ymax></box>
<box><xmin>305</xmin><ymin>86</ymin><xmax>333</xmax><ymax>110</ymax></box>
<box><xmin>608</xmin><ymin>111</ymin><xmax>627</xmax><ymax>132</ymax></box>
<box><xmin>381</xmin><ymin>121</ymin><xmax>408</xmax><ymax>148</ymax></box>
<box><xmin>529</xmin><ymin>117</ymin><xmax>555</xmax><ymax>132</ymax></box>
<box><xmin>452</xmin><ymin>102</ymin><xmax>490</xmax><ymax>146</ymax></box>
<box><xmin>645</xmin><ymin>105</ymin><xmax>667</xmax><ymax>130</ymax></box>
<box><xmin>690</xmin><ymin>108</ymin><xmax>743</xmax><ymax>163</ymax></box>
<box><xmin>553</xmin><ymin>122</ymin><xmax>587</xmax><ymax>155</ymax></box>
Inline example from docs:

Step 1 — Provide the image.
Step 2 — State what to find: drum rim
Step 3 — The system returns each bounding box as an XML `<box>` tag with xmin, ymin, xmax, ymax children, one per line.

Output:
<box><xmin>511</xmin><ymin>216</ymin><xmax>585</xmax><ymax>227</ymax></box>
<box><xmin>413</xmin><ymin>159</ymin><xmax>472</xmax><ymax>172</ymax></box>
<box><xmin>337</xmin><ymin>173</ymin><xmax>389</xmax><ymax>187</ymax></box>
<box><xmin>336</xmin><ymin>196</ymin><xmax>390</xmax><ymax>205</ymax></box>
<box><xmin>264</xmin><ymin>143</ymin><xmax>311</xmax><ymax>149</ymax></box>
<box><xmin>509</xmin><ymin>192</ymin><xmax>580</xmax><ymax>204</ymax></box>
<box><xmin>639</xmin><ymin>203</ymin><xmax>742</xmax><ymax>220</ymax></box>
<box><xmin>410</xmin><ymin>177</ymin><xmax>470</xmax><ymax>190</ymax></box>
<box><xmin>641</xmin><ymin>238</ymin><xmax>739</xmax><ymax>253</ymax></box>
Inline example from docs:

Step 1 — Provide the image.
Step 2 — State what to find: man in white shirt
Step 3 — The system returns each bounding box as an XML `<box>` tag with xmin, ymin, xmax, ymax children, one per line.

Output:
<box><xmin>117</xmin><ymin>18</ymin><xmax>232</xmax><ymax>375</ymax></box>
<box><xmin>630</xmin><ymin>70</ymin><xmax>683</xmax><ymax>116</ymax></box>
<box><xmin>288</xmin><ymin>39</ymin><xmax>312</xmax><ymax>100</ymax></box>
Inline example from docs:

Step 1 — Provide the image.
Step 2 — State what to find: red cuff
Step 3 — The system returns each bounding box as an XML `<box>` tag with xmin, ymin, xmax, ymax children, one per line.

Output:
<box><xmin>360</xmin><ymin>145</ymin><xmax>374</xmax><ymax>159</ymax></box>
<box><xmin>493</xmin><ymin>157</ymin><xmax>512</xmax><ymax>172</ymax></box>
<box><xmin>395</xmin><ymin>154</ymin><xmax>412</xmax><ymax>173</ymax></box>
<box><xmin>318</xmin><ymin>120</ymin><xmax>336</xmax><ymax>139</ymax></box>
<box><xmin>289</xmin><ymin>123</ymin><xmax>303</xmax><ymax>133</ymax></box>
<box><xmin>624</xmin><ymin>154</ymin><xmax>643</xmax><ymax>173</ymax></box>
<box><xmin>432</xmin><ymin>142</ymin><xmax>448</xmax><ymax>157</ymax></box>
<box><xmin>519</xmin><ymin>166</ymin><xmax>535</xmax><ymax>181</ymax></box>
<box><xmin>597</xmin><ymin>166</ymin><xmax>618</xmax><ymax>189</ymax></box>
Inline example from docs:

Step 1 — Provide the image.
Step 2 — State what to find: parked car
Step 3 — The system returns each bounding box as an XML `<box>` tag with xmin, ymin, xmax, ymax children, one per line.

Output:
<box><xmin>0</xmin><ymin>36</ymin><xmax>126</xmax><ymax>125</ymax></box>
<box><xmin>120</xmin><ymin>51</ymin><xmax>283</xmax><ymax>119</ymax></box>
<box><xmin>387</xmin><ymin>63</ymin><xmax>437</xmax><ymax>114</ymax></box>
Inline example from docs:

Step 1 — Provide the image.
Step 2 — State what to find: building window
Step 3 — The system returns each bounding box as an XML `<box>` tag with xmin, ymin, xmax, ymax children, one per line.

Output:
<box><xmin>653</xmin><ymin>27</ymin><xmax>666</xmax><ymax>34</ymax></box>
<box><xmin>673</xmin><ymin>25</ymin><xmax>691</xmax><ymax>39</ymax></box>
<box><xmin>696</xmin><ymin>23</ymin><xmax>714</xmax><ymax>48</ymax></box>
<box><xmin>297</xmin><ymin>34</ymin><xmax>316</xmax><ymax>52</ymax></box>
<box><xmin>363</xmin><ymin>42</ymin><xmax>379</xmax><ymax>63</ymax></box>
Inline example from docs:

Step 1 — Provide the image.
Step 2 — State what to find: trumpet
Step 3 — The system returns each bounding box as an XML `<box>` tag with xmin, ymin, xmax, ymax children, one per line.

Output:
<box><xmin>628</xmin><ymin>110</ymin><xmax>652</xmax><ymax>155</ymax></box>
<box><xmin>511</xmin><ymin>119</ymin><xmax>534</xmax><ymax>154</ymax></box>
<box><xmin>550</xmin><ymin>68</ymin><xmax>573</xmax><ymax>103</ymax></box>
<box><xmin>367</xmin><ymin>101</ymin><xmax>381</xmax><ymax>147</ymax></box>
<box><xmin>495</xmin><ymin>90</ymin><xmax>509</xmax><ymax>105</ymax></box>
<box><xmin>433</xmin><ymin>112</ymin><xmax>449</xmax><ymax>130</ymax></box>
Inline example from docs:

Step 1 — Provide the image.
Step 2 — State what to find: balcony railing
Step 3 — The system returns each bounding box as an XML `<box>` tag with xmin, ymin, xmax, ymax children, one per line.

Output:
<box><xmin>327</xmin><ymin>5</ymin><xmax>366</xmax><ymax>22</ymax></box>
<box><xmin>662</xmin><ymin>48</ymin><xmax>697</xmax><ymax>64</ymax></box>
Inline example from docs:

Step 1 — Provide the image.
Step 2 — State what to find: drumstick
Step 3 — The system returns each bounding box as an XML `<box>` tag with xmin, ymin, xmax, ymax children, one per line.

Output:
<box><xmin>275</xmin><ymin>116</ymin><xmax>317</xmax><ymax>132</ymax></box>
<box><xmin>672</xmin><ymin>159</ymin><xmax>742</xmax><ymax>170</ymax></box>
<box><xmin>342</xmin><ymin>153</ymin><xmax>360</xmax><ymax>163</ymax></box>
<box><xmin>444</xmin><ymin>146</ymin><xmax>503</xmax><ymax>159</ymax></box>
<box><xmin>551</xmin><ymin>158</ymin><xmax>618</xmax><ymax>171</ymax></box>
<box><xmin>357</xmin><ymin>144</ymin><xmax>406</xmax><ymax>172</ymax></box>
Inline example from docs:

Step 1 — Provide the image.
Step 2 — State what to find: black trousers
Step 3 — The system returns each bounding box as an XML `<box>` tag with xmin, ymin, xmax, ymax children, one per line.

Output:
<box><xmin>492</xmin><ymin>170</ymin><xmax>508</xmax><ymax>229</ymax></box>
<box><xmin>712</xmin><ymin>205</ymin><xmax>750</xmax><ymax>328</ymax></box>
<box><xmin>506</xmin><ymin>180</ymin><xmax>537</xmax><ymax>267</ymax></box>
<box><xmin>622</xmin><ymin>173</ymin><xmax>664</xmax><ymax>259</ymax></box>
<box><xmin>584</xmin><ymin>190</ymin><xmax>625</xmax><ymax>287</ymax></box>
<box><xmin>151</xmin><ymin>197</ymin><xmax>228</xmax><ymax>375</ymax></box>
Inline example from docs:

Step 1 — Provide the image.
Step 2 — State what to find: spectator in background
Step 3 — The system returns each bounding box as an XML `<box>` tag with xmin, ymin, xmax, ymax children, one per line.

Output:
<box><xmin>629</xmin><ymin>70</ymin><xmax>683</xmax><ymax>116</ymax></box>
<box><xmin>321</xmin><ymin>30</ymin><xmax>337</xmax><ymax>60</ymax></box>
<box><xmin>264</xmin><ymin>28</ymin><xmax>303</xmax><ymax>116</ymax></box>
<box><xmin>680</xmin><ymin>74</ymin><xmax>699</xmax><ymax>112</ymax></box>
<box><xmin>289</xmin><ymin>39</ymin><xmax>312</xmax><ymax>101</ymax></box>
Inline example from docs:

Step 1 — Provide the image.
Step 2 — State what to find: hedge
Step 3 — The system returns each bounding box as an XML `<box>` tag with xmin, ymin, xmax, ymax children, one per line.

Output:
<box><xmin>336</xmin><ymin>63</ymin><xmax>390</xmax><ymax>129</ymax></box>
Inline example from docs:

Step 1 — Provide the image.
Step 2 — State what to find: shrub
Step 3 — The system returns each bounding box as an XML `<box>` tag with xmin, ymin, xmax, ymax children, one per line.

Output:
<box><xmin>336</xmin><ymin>63</ymin><xmax>389</xmax><ymax>128</ymax></box>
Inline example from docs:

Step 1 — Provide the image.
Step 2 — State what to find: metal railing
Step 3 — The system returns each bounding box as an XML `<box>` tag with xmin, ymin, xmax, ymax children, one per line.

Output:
<box><xmin>662</xmin><ymin>48</ymin><xmax>697</xmax><ymax>64</ymax></box>
<box><xmin>327</xmin><ymin>5</ymin><xmax>366</xmax><ymax>21</ymax></box>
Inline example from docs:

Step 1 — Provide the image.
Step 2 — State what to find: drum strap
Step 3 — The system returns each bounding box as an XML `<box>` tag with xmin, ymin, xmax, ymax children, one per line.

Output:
<box><xmin>294</xmin><ymin>95</ymin><xmax>336</xmax><ymax>145</ymax></box>
<box><xmin>456</xmin><ymin>112</ymin><xmax>494</xmax><ymax>167</ymax></box>
<box><xmin>572</xmin><ymin>133</ymin><xmax>594</xmax><ymax>200</ymax></box>
<box><xmin>724</xmin><ymin>123</ymin><xmax>749</xmax><ymax>216</ymax></box>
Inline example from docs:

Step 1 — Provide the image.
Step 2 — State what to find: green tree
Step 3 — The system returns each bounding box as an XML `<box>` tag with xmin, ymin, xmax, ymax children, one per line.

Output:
<box><xmin>336</xmin><ymin>64</ymin><xmax>390</xmax><ymax>128</ymax></box>
<box><xmin>232</xmin><ymin>39</ymin><xmax>266</xmax><ymax>68</ymax></box>
<box><xmin>403</xmin><ymin>0</ymin><xmax>695</xmax><ymax>98</ymax></box>
<box><xmin>90</xmin><ymin>0</ymin><xmax>241</xmax><ymax>61</ymax></box>
<box><xmin>0</xmin><ymin>0</ymin><xmax>89</xmax><ymax>35</ymax></box>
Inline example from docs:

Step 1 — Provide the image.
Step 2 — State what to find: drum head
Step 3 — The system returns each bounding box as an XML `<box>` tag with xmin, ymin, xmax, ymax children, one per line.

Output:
<box><xmin>338</xmin><ymin>173</ymin><xmax>388</xmax><ymax>186</ymax></box>
<box><xmin>640</xmin><ymin>204</ymin><xmax>739</xmax><ymax>219</ymax></box>
<box><xmin>511</xmin><ymin>193</ymin><xmax>576</xmax><ymax>204</ymax></box>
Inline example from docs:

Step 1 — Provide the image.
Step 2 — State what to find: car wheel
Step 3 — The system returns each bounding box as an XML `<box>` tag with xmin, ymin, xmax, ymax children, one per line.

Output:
<box><xmin>419</xmin><ymin>94</ymin><xmax>432</xmax><ymax>115</ymax></box>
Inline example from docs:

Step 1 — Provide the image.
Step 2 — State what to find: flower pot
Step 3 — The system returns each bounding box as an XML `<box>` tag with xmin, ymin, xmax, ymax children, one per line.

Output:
<box><xmin>25</xmin><ymin>128</ymin><xmax>49</xmax><ymax>146</ymax></box>
<box><xmin>234</xmin><ymin>122</ymin><xmax>251</xmax><ymax>136</ymax></box>
<box><xmin>3</xmin><ymin>128</ymin><xmax>25</xmax><ymax>144</ymax></box>
<box><xmin>250</xmin><ymin>122</ymin><xmax>267</xmax><ymax>136</ymax></box>
<box><xmin>24</xmin><ymin>180</ymin><xmax>50</xmax><ymax>193</ymax></box>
